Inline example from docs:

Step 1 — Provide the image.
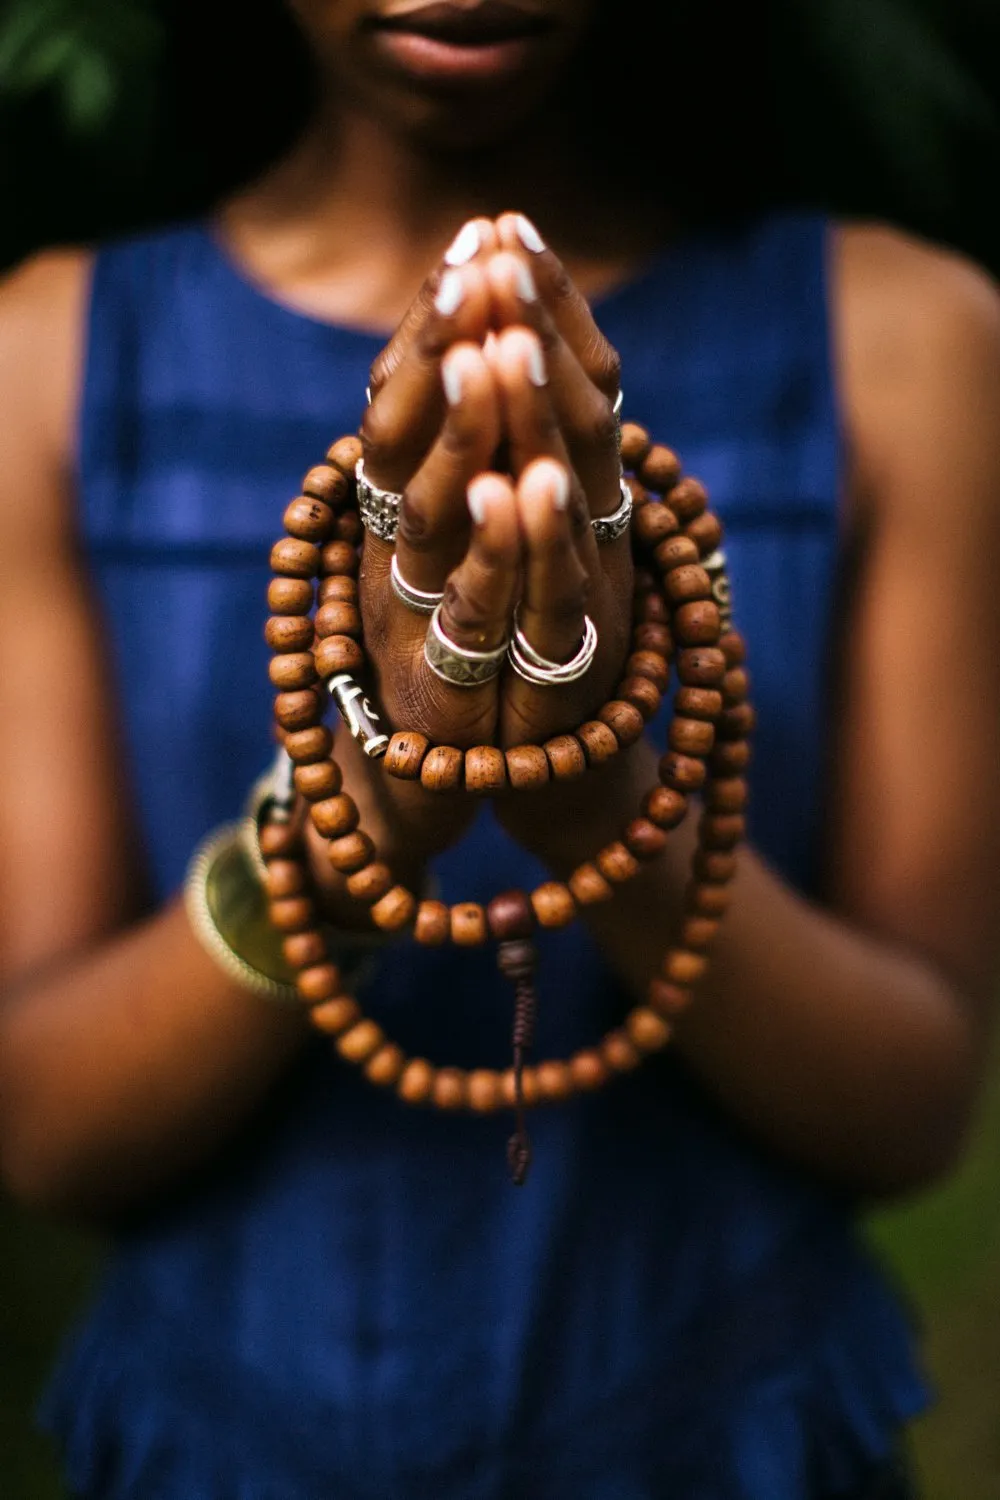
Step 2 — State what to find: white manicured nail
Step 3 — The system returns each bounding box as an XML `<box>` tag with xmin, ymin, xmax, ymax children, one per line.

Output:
<box><xmin>434</xmin><ymin>271</ymin><xmax>465</xmax><ymax>317</ymax></box>
<box><xmin>444</xmin><ymin>221</ymin><xmax>481</xmax><ymax>266</ymax></box>
<box><xmin>468</xmin><ymin>478</ymin><xmax>491</xmax><ymax>526</ymax></box>
<box><xmin>442</xmin><ymin>353</ymin><xmax>465</xmax><ymax>406</ymax></box>
<box><xmin>514</xmin><ymin>214</ymin><xmax>545</xmax><ymax>253</ymax></box>
<box><xmin>526</xmin><ymin>340</ymin><xmax>547</xmax><ymax>387</ymax></box>
<box><xmin>483</xmin><ymin>330</ymin><xmax>499</xmax><ymax>358</ymax></box>
<box><xmin>549</xmin><ymin>466</ymin><xmax>569</xmax><ymax>511</ymax></box>
<box><xmin>515</xmin><ymin>260</ymin><xmax>537</xmax><ymax>302</ymax></box>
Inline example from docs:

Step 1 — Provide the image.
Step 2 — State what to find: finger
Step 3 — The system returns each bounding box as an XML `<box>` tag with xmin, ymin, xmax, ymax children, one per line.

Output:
<box><xmin>393</xmin><ymin>342</ymin><xmax>502</xmax><ymax>597</ymax></box>
<box><xmin>362</xmin><ymin>256</ymin><xmax>493</xmax><ymax>491</ymax></box>
<box><xmin>514</xmin><ymin>457</ymin><xmax>592</xmax><ymax>667</ymax></box>
<box><xmin>427</xmin><ymin>473</ymin><xmax>520</xmax><ymax>681</ymax></box>
<box><xmin>486</xmin><ymin>253</ymin><xmax>621</xmax><ymax>517</ymax></box>
<box><xmin>494</xmin><ymin>213</ymin><xmax>621</xmax><ymax>398</ymax></box>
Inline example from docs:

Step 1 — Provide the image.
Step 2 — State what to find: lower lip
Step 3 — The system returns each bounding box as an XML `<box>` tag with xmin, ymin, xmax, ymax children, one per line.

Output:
<box><xmin>372</xmin><ymin>29</ymin><xmax>542</xmax><ymax>84</ymax></box>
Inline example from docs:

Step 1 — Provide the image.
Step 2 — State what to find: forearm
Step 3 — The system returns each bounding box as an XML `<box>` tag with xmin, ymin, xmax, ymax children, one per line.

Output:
<box><xmin>0</xmin><ymin>898</ymin><xmax>309</xmax><ymax>1221</ymax></box>
<box><xmin>533</xmin><ymin>740</ymin><xmax>982</xmax><ymax>1198</ymax></box>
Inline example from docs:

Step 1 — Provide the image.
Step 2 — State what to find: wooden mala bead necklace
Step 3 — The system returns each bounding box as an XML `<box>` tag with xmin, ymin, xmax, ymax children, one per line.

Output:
<box><xmin>264</xmin><ymin>422</ymin><xmax>753</xmax><ymax>1183</ymax></box>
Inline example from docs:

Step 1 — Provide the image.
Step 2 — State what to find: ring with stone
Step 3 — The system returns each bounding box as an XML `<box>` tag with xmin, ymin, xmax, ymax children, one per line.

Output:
<box><xmin>590</xmin><ymin>474</ymin><xmax>633</xmax><ymax>544</ymax></box>
<box><xmin>423</xmin><ymin>602</ymin><xmax>508</xmax><ymax>688</ymax></box>
<box><xmin>390</xmin><ymin>554</ymin><xmax>445</xmax><ymax>616</ymax></box>
<box><xmin>355</xmin><ymin>457</ymin><xmax>402</xmax><ymax>542</ymax></box>
<box><xmin>507</xmin><ymin>608</ymin><xmax>598</xmax><ymax>687</ymax></box>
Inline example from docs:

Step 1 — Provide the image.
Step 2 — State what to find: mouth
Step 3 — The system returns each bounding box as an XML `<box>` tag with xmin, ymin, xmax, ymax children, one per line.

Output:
<box><xmin>366</xmin><ymin>2</ymin><xmax>556</xmax><ymax>85</ymax></box>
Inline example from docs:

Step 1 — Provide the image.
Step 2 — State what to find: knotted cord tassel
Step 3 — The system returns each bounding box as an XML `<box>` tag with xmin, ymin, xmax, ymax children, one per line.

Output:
<box><xmin>497</xmin><ymin>936</ymin><xmax>538</xmax><ymax>1186</ymax></box>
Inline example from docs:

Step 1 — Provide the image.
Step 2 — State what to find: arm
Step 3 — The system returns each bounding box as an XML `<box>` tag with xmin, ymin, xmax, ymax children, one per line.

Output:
<box><xmin>532</xmin><ymin>226</ymin><xmax>1000</xmax><ymax>1198</ymax></box>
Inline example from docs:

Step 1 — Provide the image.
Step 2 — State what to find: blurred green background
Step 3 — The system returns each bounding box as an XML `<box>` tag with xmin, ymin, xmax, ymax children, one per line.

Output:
<box><xmin>1</xmin><ymin>1</ymin><xmax>999</xmax><ymax>1496</ymax></box>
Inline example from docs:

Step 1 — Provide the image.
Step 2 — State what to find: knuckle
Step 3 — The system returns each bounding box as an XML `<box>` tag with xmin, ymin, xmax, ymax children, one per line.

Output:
<box><xmin>582</xmin><ymin>390</ymin><xmax>619</xmax><ymax>451</ymax></box>
<box><xmin>442</xmin><ymin>577</ymin><xmax>492</xmax><ymax>633</ymax></box>
<box><xmin>396</xmin><ymin>487</ymin><xmax>437</xmax><ymax>550</ymax></box>
<box><xmin>361</xmin><ymin>407</ymin><xmax>404</xmax><ymax>473</ymax></box>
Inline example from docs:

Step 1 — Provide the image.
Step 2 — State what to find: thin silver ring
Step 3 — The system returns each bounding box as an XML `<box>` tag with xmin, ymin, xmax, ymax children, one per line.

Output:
<box><xmin>591</xmin><ymin>475</ymin><xmax>633</xmax><ymax>544</ymax></box>
<box><xmin>390</xmin><ymin>554</ymin><xmax>444</xmax><ymax>615</ymax></box>
<box><xmin>424</xmin><ymin>601</ymin><xmax>507</xmax><ymax>688</ymax></box>
<box><xmin>356</xmin><ymin>457</ymin><xmax>402</xmax><ymax>542</ymax></box>
<box><xmin>508</xmin><ymin>608</ymin><xmax>598</xmax><ymax>687</ymax></box>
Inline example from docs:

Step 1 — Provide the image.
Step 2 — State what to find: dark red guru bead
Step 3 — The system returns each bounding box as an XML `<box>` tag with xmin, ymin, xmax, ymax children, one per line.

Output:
<box><xmin>487</xmin><ymin>890</ymin><xmax>536</xmax><ymax>941</ymax></box>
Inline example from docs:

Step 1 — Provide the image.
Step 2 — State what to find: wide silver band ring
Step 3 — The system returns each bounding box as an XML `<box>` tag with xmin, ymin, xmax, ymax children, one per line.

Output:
<box><xmin>508</xmin><ymin>608</ymin><xmax>598</xmax><ymax>687</ymax></box>
<box><xmin>424</xmin><ymin>602</ymin><xmax>508</xmax><ymax>688</ymax></box>
<box><xmin>356</xmin><ymin>457</ymin><xmax>402</xmax><ymax>542</ymax></box>
<box><xmin>591</xmin><ymin>474</ymin><xmax>633</xmax><ymax>544</ymax></box>
<box><xmin>390</xmin><ymin>554</ymin><xmax>444</xmax><ymax>615</ymax></box>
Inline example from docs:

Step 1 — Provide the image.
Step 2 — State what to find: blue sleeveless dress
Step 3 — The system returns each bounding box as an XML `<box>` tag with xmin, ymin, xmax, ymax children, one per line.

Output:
<box><xmin>41</xmin><ymin>215</ymin><xmax>929</xmax><ymax>1499</ymax></box>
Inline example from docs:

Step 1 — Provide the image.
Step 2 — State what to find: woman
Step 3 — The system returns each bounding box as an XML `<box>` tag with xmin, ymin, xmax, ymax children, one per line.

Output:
<box><xmin>1</xmin><ymin>0</ymin><xmax>999</xmax><ymax>1495</ymax></box>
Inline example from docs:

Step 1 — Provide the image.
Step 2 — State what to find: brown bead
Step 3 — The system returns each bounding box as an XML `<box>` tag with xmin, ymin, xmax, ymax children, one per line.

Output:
<box><xmin>669</xmin><ymin>477</ymin><xmax>708</xmax><ymax>522</ymax></box>
<box><xmin>270</xmin><ymin>537</ymin><xmax>321</xmax><ymax>578</ymax></box>
<box><xmin>688</xmin><ymin>883</ymin><xmax>732</xmax><ymax>917</ymax></box>
<box><xmin>268</xmin><ymin>896</ymin><xmax>316</xmax><ymax>933</ymax></box>
<box><xmin>624</xmin><ymin>650</ymin><xmax>670</xmax><ymax>693</ymax></box>
<box><xmin>432</xmin><ymin>1067</ymin><xmax>467</xmax><ymax>1110</ymax></box>
<box><xmin>663</xmin><ymin>949</ymin><xmax>709</xmax><ymax>986</ymax></box>
<box><xmin>397</xmin><ymin>1057</ymin><xmax>436</xmax><ymax>1104</ymax></box>
<box><xmin>706</xmin><ymin>778</ymin><xmax>748</xmax><ymax>813</ymax></box>
<box><xmin>344</xmin><ymin>861</ymin><xmax>393</xmax><ymax>901</ymax></box>
<box><xmin>451</xmin><ymin>902</ymin><xmax>488</xmax><ymax>946</ymax></box>
<box><xmin>326</xmin><ymin>435</ymin><xmax>364</xmax><ymax>475</ymax></box>
<box><xmin>282</xmin><ymin>930</ymin><xmax>327</xmax><ymax>969</ymax></box>
<box><xmin>320</xmin><ymin>539</ymin><xmax>359</xmax><ymax>578</ymax></box>
<box><xmin>648</xmin><ymin>978</ymin><xmax>693</xmax><ymax>1016</ymax></box>
<box><xmin>617</xmin><ymin>675</ymin><xmax>662</xmax><ymax>721</ymax></box>
<box><xmin>694</xmin><ymin>850</ymin><xmax>738</xmax><ymax>883</ymax></box>
<box><xmin>635</xmin><ymin>589</ymin><xmax>670</xmax><ymax>625</ymax></box>
<box><xmin>314</xmin><ymin>600</ymin><xmax>363</xmax><ymax>639</ymax></box>
<box><xmin>653</xmin><ymin>535</ymin><xmax>701</xmax><ymax>572</ymax></box>
<box><xmin>370</xmin><ymin>885</ymin><xmax>417</xmax><ymax>931</ymax></box>
<box><xmin>597</xmin><ymin>700</ymin><xmax>646</xmax><ymax>748</ymax></box>
<box><xmin>464</xmin><ymin>745</ymin><xmax>507</xmax><ymax>794</ymax></box>
<box><xmin>675</xmin><ymin>600</ymin><xmax>721</xmax><ymax>646</ymax></box>
<box><xmin>328</xmin><ymin>831</ymin><xmax>376</xmax><ymax>874</ymax></box>
<box><xmin>265</xmin><ymin>615</ymin><xmax>314</xmax><ymax>653</ymax></box>
<box><xmin>295</xmin><ymin>962</ymin><xmax>343</xmax><ymax>1005</ymax></box>
<box><xmin>467</xmin><ymin>1070</ymin><xmax>502</xmax><ymax>1113</ymax></box>
<box><xmin>420</xmin><ymin>744</ymin><xmax>464</xmax><ymax>792</ymax></box>
<box><xmin>283</xmin><ymin>725</ymin><xmax>333</xmax><ymax>764</ymax></box>
<box><xmin>310</xmin><ymin>996</ymin><xmax>361</xmax><ymax>1035</ymax></box>
<box><xmin>259</xmin><ymin>821</ymin><xmax>299</xmax><ymax>859</ymax></box>
<box><xmin>384</xmin><ymin>731</ymin><xmax>430</xmax><ymax>780</ymax></box>
<box><xmin>681</xmin><ymin>915</ymin><xmax>720</xmax><ymax>951</ymax></box>
<box><xmin>302</xmin><ymin>463</ymin><xmax>350</xmax><ymax>507</ymax></box>
<box><xmin>638</xmin><ymin>443</ymin><xmax>682</xmax><ymax>492</ymax></box>
<box><xmin>314</xmin><ymin>634</ymin><xmax>364</xmax><ymax>678</ymax></box>
<box><xmin>505</xmin><ymin>743</ymin><xmax>550</xmax><ymax>791</ymax></box>
<box><xmin>718</xmin><ymin>703</ymin><xmax>756</xmax><ymax>740</ymax></box>
<box><xmin>633</xmin><ymin>566</ymin><xmax>657</xmax><ymax>596</ymax></box>
<box><xmin>544</xmin><ymin>734</ymin><xmax>587</xmax><ymax>780</ymax></box>
<box><xmin>294</xmin><ymin>760</ymin><xmax>342</xmax><ymax>801</ymax></box>
<box><xmin>283</xmin><ymin>495</ymin><xmax>335</xmax><ymax>543</ymax></box>
<box><xmin>318</xmin><ymin>574</ymin><xmax>358</xmax><ymax>605</ymax></box>
<box><xmin>264</xmin><ymin>859</ymin><xmax>307</xmax><ymax>899</ymax></box>
<box><xmin>674</xmin><ymin>686</ymin><xmax>723</xmax><ymax>720</ymax></box>
<box><xmin>626</xmin><ymin>1006</ymin><xmax>671</xmax><ymax>1052</ymax></box>
<box><xmin>596</xmin><ymin>842</ymin><xmax>640</xmax><ymax>883</ymax></box>
<box><xmin>499</xmin><ymin>1066</ymin><xmax>541</xmax><ymax>1109</ymax></box>
<box><xmin>668</xmin><ymin>716</ymin><xmax>715</xmax><ymax>757</ymax></box>
<box><xmin>624</xmin><ymin>818</ymin><xmax>668</xmax><ymax>860</ymax></box>
<box><xmin>659</xmin><ymin>751</ymin><xmax>707</xmax><ymax>792</ymax></box>
<box><xmin>569</xmin><ymin>1049</ymin><xmax>609</xmax><ymax>1092</ymax></box>
<box><xmin>664</xmin><ymin>564</ymin><xmax>711</xmax><ymax>605</ymax></box>
<box><xmin>631</xmin><ymin>622</ymin><xmax>673</xmax><ymax>657</ymax></box>
<box><xmin>568</xmin><ymin>862</ymin><xmax>614</xmax><ymax>905</ymax></box>
<box><xmin>310</xmin><ymin>794</ymin><xmax>359</xmax><ymax>839</ymax></box>
<box><xmin>414</xmin><ymin>899</ymin><xmax>451</xmax><ymax>946</ymax></box>
<box><xmin>722</xmin><ymin>666</ymin><xmax>749</xmax><ymax>705</ymax></box>
<box><xmin>676</xmin><ymin>647</ymin><xmax>727</xmax><ymax>686</ymax></box>
<box><xmin>577</xmin><ymin>720</ymin><xmax>619</xmax><ymax>767</ymax></box>
<box><xmin>602</xmin><ymin>1030</ymin><xmax>641</xmax><ymax>1073</ymax></box>
<box><xmin>701</xmin><ymin>813</ymin><xmax>746</xmax><ymax>850</ymax></box>
<box><xmin>486</xmin><ymin>890</ymin><xmax>535</xmax><ymax>941</ymax></box>
<box><xmin>531</xmin><ymin>882</ymin><xmax>577</xmax><ymax>928</ymax></box>
<box><xmin>274</xmin><ymin>689</ymin><xmax>322</xmax><ymax>731</ymax></box>
<box><xmin>719</xmin><ymin>629</ymin><xmax>747</xmax><ymax>666</ymax></box>
<box><xmin>267</xmin><ymin>577</ymin><xmax>313</xmax><ymax>614</ymax></box>
<box><xmin>535</xmin><ymin>1060</ymin><xmax>573</xmax><ymax>1103</ymax></box>
<box><xmin>710</xmin><ymin>740</ymin><xmax>752</xmax><ymax>775</ymax></box>
<box><xmin>686</xmin><ymin>511</ymin><xmax>724</xmax><ymax>556</ymax></box>
<box><xmin>643</xmin><ymin>785</ymin><xmax>688</xmax><ymax>829</ymax></box>
<box><xmin>336</xmin><ymin>1019</ymin><xmax>384</xmax><ymax>1064</ymax></box>
<box><xmin>365</xmin><ymin>1043</ymin><xmax>405</xmax><ymax>1088</ymax></box>
<box><xmin>633</xmin><ymin>502</ymin><xmax>679</xmax><ymax>549</ymax></box>
<box><xmin>619</xmin><ymin>421</ymin><xmax>651</xmax><ymax>468</ymax></box>
<box><xmin>269</xmin><ymin>652</ymin><xmax>317</xmax><ymax>691</ymax></box>
<box><xmin>334</xmin><ymin>511</ymin><xmax>363</xmax><ymax>545</ymax></box>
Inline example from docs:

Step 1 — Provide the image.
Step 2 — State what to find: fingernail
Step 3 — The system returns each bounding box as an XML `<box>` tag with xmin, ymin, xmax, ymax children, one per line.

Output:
<box><xmin>483</xmin><ymin>330</ymin><xmax>499</xmax><ymax>358</ymax></box>
<box><xmin>526</xmin><ymin>340</ymin><xmax>547</xmax><ymax>387</ymax></box>
<box><xmin>549</xmin><ymin>466</ymin><xmax>569</xmax><ymax>511</ymax></box>
<box><xmin>515</xmin><ymin>260</ymin><xmax>537</xmax><ymax>302</ymax></box>
<box><xmin>468</xmin><ymin>477</ymin><xmax>491</xmax><ymax>526</ymax></box>
<box><xmin>442</xmin><ymin>352</ymin><xmax>464</xmax><ymax>406</ymax></box>
<box><xmin>514</xmin><ymin>214</ymin><xmax>545</xmax><ymax>253</ymax></box>
<box><xmin>444</xmin><ymin>221</ymin><xmax>481</xmax><ymax>267</ymax></box>
<box><xmin>435</xmin><ymin>270</ymin><xmax>466</xmax><ymax>318</ymax></box>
